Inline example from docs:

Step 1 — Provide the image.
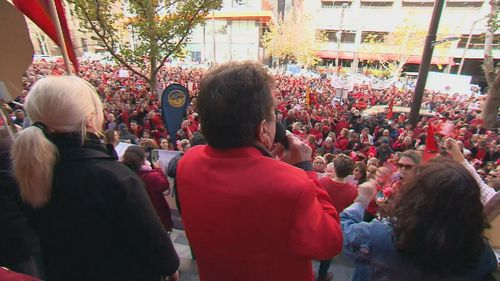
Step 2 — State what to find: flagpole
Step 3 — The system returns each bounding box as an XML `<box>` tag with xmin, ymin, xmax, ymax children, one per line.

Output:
<box><xmin>47</xmin><ymin>0</ymin><xmax>72</xmax><ymax>74</ymax></box>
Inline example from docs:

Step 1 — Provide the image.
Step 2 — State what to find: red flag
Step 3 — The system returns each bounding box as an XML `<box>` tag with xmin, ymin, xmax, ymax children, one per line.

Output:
<box><xmin>386</xmin><ymin>97</ymin><xmax>395</xmax><ymax>119</ymax></box>
<box><xmin>13</xmin><ymin>0</ymin><xmax>79</xmax><ymax>72</ymax></box>
<box><xmin>423</xmin><ymin>124</ymin><xmax>439</xmax><ymax>162</ymax></box>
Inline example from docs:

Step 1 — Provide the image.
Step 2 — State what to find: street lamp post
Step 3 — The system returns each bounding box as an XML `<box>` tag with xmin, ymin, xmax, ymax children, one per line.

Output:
<box><xmin>457</xmin><ymin>17</ymin><xmax>487</xmax><ymax>75</ymax></box>
<box><xmin>408</xmin><ymin>0</ymin><xmax>445</xmax><ymax>127</ymax></box>
<box><xmin>336</xmin><ymin>3</ymin><xmax>348</xmax><ymax>74</ymax></box>
<box><xmin>212</xmin><ymin>11</ymin><xmax>216</xmax><ymax>64</ymax></box>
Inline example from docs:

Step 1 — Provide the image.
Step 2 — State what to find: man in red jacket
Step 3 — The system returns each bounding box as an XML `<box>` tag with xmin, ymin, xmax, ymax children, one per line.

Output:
<box><xmin>177</xmin><ymin>62</ymin><xmax>343</xmax><ymax>281</ymax></box>
<box><xmin>317</xmin><ymin>154</ymin><xmax>357</xmax><ymax>281</ymax></box>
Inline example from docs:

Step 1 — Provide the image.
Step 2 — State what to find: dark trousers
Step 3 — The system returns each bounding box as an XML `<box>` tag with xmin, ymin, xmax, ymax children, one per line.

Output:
<box><xmin>318</xmin><ymin>259</ymin><xmax>332</xmax><ymax>278</ymax></box>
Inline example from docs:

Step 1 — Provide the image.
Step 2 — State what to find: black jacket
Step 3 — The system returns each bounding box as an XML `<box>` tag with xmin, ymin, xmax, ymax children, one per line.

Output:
<box><xmin>28</xmin><ymin>133</ymin><xmax>179</xmax><ymax>281</ymax></box>
<box><xmin>0</xmin><ymin>142</ymin><xmax>40</xmax><ymax>269</ymax></box>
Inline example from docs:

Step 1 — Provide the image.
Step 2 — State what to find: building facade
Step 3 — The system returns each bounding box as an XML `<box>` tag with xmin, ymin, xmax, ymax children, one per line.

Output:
<box><xmin>303</xmin><ymin>0</ymin><xmax>499</xmax><ymax>80</ymax></box>
<box><xmin>23</xmin><ymin>0</ymin><xmax>498</xmax><ymax>83</ymax></box>
<box><xmin>185</xmin><ymin>0</ymin><xmax>273</xmax><ymax>63</ymax></box>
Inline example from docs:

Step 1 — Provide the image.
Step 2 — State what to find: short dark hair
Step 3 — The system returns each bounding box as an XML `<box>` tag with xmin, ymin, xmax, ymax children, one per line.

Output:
<box><xmin>197</xmin><ymin>61</ymin><xmax>274</xmax><ymax>149</ymax></box>
<box><xmin>104</xmin><ymin>129</ymin><xmax>116</xmax><ymax>145</ymax></box>
<box><xmin>190</xmin><ymin>132</ymin><xmax>207</xmax><ymax>147</ymax></box>
<box><xmin>122</xmin><ymin>146</ymin><xmax>146</xmax><ymax>172</ymax></box>
<box><xmin>333</xmin><ymin>154</ymin><xmax>354</xmax><ymax>178</ymax></box>
<box><xmin>390</xmin><ymin>158</ymin><xmax>488</xmax><ymax>275</ymax></box>
<box><xmin>353</xmin><ymin>161</ymin><xmax>367</xmax><ymax>184</ymax></box>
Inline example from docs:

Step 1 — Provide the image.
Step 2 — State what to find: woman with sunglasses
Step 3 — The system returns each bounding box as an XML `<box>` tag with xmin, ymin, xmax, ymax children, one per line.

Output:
<box><xmin>396</xmin><ymin>150</ymin><xmax>421</xmax><ymax>184</ymax></box>
<box><xmin>341</xmin><ymin>157</ymin><xmax>496</xmax><ymax>280</ymax></box>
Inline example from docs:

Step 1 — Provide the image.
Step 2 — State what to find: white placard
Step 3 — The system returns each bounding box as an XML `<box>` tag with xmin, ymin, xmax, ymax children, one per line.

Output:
<box><xmin>115</xmin><ymin>142</ymin><xmax>136</xmax><ymax>160</ymax></box>
<box><xmin>118</xmin><ymin>69</ymin><xmax>130</xmax><ymax>78</ymax></box>
<box><xmin>425</xmin><ymin>72</ymin><xmax>472</xmax><ymax>95</ymax></box>
<box><xmin>157</xmin><ymin>149</ymin><xmax>182</xmax><ymax>172</ymax></box>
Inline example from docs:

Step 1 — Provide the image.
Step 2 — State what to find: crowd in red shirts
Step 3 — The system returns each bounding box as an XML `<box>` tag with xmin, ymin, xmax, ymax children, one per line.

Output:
<box><xmin>14</xmin><ymin>59</ymin><xmax>499</xmax><ymax>188</ymax></box>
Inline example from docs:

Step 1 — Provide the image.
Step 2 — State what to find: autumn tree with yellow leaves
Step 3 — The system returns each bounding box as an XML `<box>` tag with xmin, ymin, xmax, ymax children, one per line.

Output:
<box><xmin>262</xmin><ymin>8</ymin><xmax>323</xmax><ymax>68</ymax></box>
<box><xmin>362</xmin><ymin>19</ymin><xmax>452</xmax><ymax>78</ymax></box>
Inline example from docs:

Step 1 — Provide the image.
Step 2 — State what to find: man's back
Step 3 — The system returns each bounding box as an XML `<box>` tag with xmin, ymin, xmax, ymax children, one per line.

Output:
<box><xmin>177</xmin><ymin>145</ymin><xmax>342</xmax><ymax>281</ymax></box>
<box><xmin>319</xmin><ymin>177</ymin><xmax>357</xmax><ymax>212</ymax></box>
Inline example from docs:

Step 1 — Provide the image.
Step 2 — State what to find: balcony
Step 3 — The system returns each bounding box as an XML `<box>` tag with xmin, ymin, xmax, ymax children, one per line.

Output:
<box><xmin>402</xmin><ymin>0</ymin><xmax>434</xmax><ymax>7</ymax></box>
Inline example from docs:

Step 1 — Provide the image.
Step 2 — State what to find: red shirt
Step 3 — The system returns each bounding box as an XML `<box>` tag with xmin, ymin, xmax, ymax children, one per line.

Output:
<box><xmin>318</xmin><ymin>178</ymin><xmax>357</xmax><ymax>212</ymax></box>
<box><xmin>336</xmin><ymin>136</ymin><xmax>349</xmax><ymax>151</ymax></box>
<box><xmin>178</xmin><ymin>146</ymin><xmax>342</xmax><ymax>281</ymax></box>
<box><xmin>335</xmin><ymin>121</ymin><xmax>349</xmax><ymax>135</ymax></box>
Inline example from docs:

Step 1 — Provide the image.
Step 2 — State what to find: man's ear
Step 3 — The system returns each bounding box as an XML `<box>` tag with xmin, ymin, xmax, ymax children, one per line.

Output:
<box><xmin>257</xmin><ymin>119</ymin><xmax>266</xmax><ymax>144</ymax></box>
<box><xmin>257</xmin><ymin>119</ymin><xmax>272</xmax><ymax>149</ymax></box>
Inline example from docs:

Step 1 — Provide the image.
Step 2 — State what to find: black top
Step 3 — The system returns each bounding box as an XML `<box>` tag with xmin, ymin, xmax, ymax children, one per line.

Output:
<box><xmin>0</xmin><ymin>142</ymin><xmax>40</xmax><ymax>268</ymax></box>
<box><xmin>28</xmin><ymin>133</ymin><xmax>179</xmax><ymax>281</ymax></box>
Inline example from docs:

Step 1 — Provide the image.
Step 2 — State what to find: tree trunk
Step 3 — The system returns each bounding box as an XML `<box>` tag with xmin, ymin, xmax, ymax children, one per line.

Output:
<box><xmin>482</xmin><ymin>0</ymin><xmax>497</xmax><ymax>88</ymax></box>
<box><xmin>149</xmin><ymin>40</ymin><xmax>159</xmax><ymax>96</ymax></box>
<box><xmin>482</xmin><ymin>31</ymin><xmax>495</xmax><ymax>88</ymax></box>
<box><xmin>148</xmin><ymin>76</ymin><xmax>158</xmax><ymax>97</ymax></box>
<box><xmin>481</xmin><ymin>69</ymin><xmax>500</xmax><ymax>129</ymax></box>
<box><xmin>480</xmin><ymin>0</ymin><xmax>498</xmax><ymax>128</ymax></box>
<box><xmin>149</xmin><ymin>64</ymin><xmax>158</xmax><ymax>95</ymax></box>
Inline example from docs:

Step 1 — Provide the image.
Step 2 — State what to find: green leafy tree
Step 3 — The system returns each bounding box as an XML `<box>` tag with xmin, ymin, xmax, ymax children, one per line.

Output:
<box><xmin>68</xmin><ymin>0</ymin><xmax>222</xmax><ymax>92</ymax></box>
<box><xmin>262</xmin><ymin>8</ymin><xmax>324</xmax><ymax>68</ymax></box>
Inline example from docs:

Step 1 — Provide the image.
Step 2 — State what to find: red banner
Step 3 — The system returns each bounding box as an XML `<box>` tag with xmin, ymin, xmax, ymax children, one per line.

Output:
<box><xmin>13</xmin><ymin>0</ymin><xmax>79</xmax><ymax>72</ymax></box>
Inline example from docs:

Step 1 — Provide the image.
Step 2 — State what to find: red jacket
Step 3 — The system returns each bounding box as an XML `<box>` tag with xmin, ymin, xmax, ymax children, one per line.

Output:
<box><xmin>139</xmin><ymin>168</ymin><xmax>173</xmax><ymax>231</ymax></box>
<box><xmin>336</xmin><ymin>136</ymin><xmax>349</xmax><ymax>151</ymax></box>
<box><xmin>177</xmin><ymin>145</ymin><xmax>342</xmax><ymax>281</ymax></box>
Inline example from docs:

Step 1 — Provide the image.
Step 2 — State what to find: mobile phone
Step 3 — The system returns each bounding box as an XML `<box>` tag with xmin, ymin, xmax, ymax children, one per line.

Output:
<box><xmin>274</xmin><ymin>122</ymin><xmax>289</xmax><ymax>149</ymax></box>
<box><xmin>150</xmin><ymin>149</ymin><xmax>159</xmax><ymax>163</ymax></box>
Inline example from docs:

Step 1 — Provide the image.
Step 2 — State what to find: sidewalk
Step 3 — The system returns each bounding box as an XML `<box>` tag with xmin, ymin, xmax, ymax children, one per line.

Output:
<box><xmin>171</xmin><ymin>229</ymin><xmax>355</xmax><ymax>281</ymax></box>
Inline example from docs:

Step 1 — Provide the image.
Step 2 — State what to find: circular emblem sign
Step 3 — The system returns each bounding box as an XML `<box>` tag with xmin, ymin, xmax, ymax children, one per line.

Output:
<box><xmin>168</xmin><ymin>90</ymin><xmax>186</xmax><ymax>108</ymax></box>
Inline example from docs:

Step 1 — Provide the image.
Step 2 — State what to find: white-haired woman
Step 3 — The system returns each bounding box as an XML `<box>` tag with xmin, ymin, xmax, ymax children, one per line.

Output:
<box><xmin>11</xmin><ymin>76</ymin><xmax>179</xmax><ymax>281</ymax></box>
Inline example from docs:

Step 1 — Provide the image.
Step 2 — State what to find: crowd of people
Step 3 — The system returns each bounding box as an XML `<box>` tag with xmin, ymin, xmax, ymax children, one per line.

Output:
<box><xmin>1</xmin><ymin>59</ymin><xmax>498</xmax><ymax>281</ymax></box>
<box><xmin>16</xmin><ymin>59</ymin><xmax>499</xmax><ymax>188</ymax></box>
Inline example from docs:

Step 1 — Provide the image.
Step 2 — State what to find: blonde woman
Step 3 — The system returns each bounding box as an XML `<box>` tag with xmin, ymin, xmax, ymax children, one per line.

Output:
<box><xmin>11</xmin><ymin>76</ymin><xmax>179</xmax><ymax>281</ymax></box>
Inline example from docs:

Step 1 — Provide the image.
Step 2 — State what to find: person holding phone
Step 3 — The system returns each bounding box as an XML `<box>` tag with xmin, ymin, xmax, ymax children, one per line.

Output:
<box><xmin>341</xmin><ymin>159</ymin><xmax>496</xmax><ymax>280</ymax></box>
<box><xmin>176</xmin><ymin>62</ymin><xmax>342</xmax><ymax>281</ymax></box>
<box><xmin>122</xmin><ymin>146</ymin><xmax>173</xmax><ymax>233</ymax></box>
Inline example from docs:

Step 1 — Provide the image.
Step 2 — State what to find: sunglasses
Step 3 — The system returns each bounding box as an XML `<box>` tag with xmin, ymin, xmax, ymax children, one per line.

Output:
<box><xmin>397</xmin><ymin>163</ymin><xmax>415</xmax><ymax>170</ymax></box>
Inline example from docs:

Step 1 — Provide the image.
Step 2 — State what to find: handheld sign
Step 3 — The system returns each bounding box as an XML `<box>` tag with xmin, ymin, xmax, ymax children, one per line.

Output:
<box><xmin>161</xmin><ymin>83</ymin><xmax>189</xmax><ymax>143</ymax></box>
<box><xmin>0</xmin><ymin>0</ymin><xmax>34</xmax><ymax>101</ymax></box>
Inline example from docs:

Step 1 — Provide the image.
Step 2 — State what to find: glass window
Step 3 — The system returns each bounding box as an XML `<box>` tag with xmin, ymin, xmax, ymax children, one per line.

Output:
<box><xmin>457</xmin><ymin>34</ymin><xmax>500</xmax><ymax>49</ymax></box>
<box><xmin>233</xmin><ymin>0</ymin><xmax>255</xmax><ymax>7</ymax></box>
<box><xmin>446</xmin><ymin>0</ymin><xmax>484</xmax><ymax>7</ymax></box>
<box><xmin>361</xmin><ymin>31</ymin><xmax>388</xmax><ymax>43</ymax></box>
<box><xmin>322</xmin><ymin>1</ymin><xmax>334</xmax><ymax>8</ymax></box>
<box><xmin>333</xmin><ymin>1</ymin><xmax>352</xmax><ymax>7</ymax></box>
<box><xmin>360</xmin><ymin>1</ymin><xmax>394</xmax><ymax>7</ymax></box>
<box><xmin>323</xmin><ymin>30</ymin><xmax>356</xmax><ymax>43</ymax></box>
